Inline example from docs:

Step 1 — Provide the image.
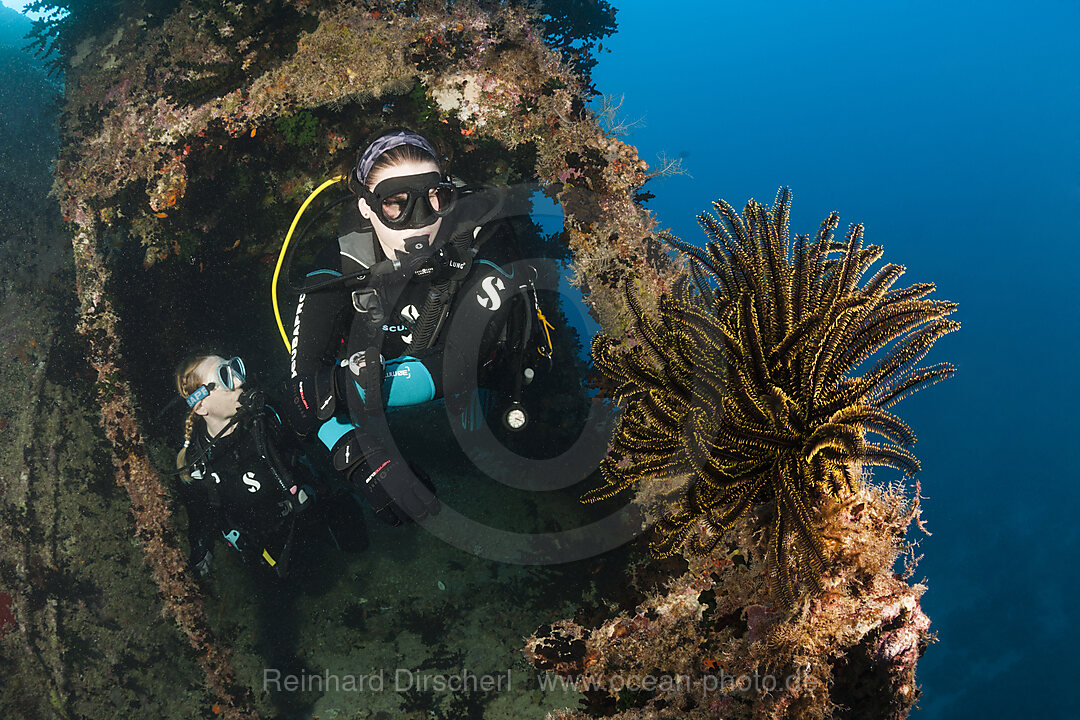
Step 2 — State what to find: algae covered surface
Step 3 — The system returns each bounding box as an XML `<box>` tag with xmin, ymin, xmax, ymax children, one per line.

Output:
<box><xmin>1</xmin><ymin>2</ymin><xmax>651</xmax><ymax>718</ymax></box>
<box><xmin>1</xmin><ymin>12</ymin><xmax>209</xmax><ymax>717</ymax></box>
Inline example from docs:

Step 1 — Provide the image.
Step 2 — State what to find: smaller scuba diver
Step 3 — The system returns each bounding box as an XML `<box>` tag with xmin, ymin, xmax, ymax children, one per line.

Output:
<box><xmin>283</xmin><ymin>128</ymin><xmax>552</xmax><ymax>526</ymax></box>
<box><xmin>174</xmin><ymin>353</ymin><xmax>365</xmax><ymax>580</ymax></box>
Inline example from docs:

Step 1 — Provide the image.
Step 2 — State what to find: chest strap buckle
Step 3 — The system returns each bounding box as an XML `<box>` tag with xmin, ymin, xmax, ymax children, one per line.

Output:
<box><xmin>352</xmin><ymin>287</ymin><xmax>385</xmax><ymax>324</ymax></box>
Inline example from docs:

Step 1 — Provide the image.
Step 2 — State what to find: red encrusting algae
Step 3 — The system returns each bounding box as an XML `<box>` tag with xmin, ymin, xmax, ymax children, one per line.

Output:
<box><xmin>0</xmin><ymin>590</ymin><xmax>14</xmax><ymax>638</ymax></box>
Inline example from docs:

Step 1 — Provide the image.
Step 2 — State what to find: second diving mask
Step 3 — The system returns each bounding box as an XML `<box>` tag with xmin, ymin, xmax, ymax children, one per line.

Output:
<box><xmin>185</xmin><ymin>357</ymin><xmax>247</xmax><ymax>408</ymax></box>
<box><xmin>359</xmin><ymin>172</ymin><xmax>456</xmax><ymax>230</ymax></box>
<box><xmin>215</xmin><ymin>356</ymin><xmax>247</xmax><ymax>390</ymax></box>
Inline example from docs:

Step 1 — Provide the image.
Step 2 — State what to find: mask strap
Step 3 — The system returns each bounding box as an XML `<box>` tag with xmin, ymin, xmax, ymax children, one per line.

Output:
<box><xmin>185</xmin><ymin>384</ymin><xmax>211</xmax><ymax>408</ymax></box>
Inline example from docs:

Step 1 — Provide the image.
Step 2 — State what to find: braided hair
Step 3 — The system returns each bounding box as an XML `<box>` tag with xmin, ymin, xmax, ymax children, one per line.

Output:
<box><xmin>174</xmin><ymin>353</ymin><xmax>214</xmax><ymax>472</ymax></box>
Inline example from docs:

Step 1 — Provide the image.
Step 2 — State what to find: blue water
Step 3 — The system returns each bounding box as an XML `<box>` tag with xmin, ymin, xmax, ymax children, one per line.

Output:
<box><xmin>592</xmin><ymin>1</ymin><xmax>1080</xmax><ymax>717</ymax></box>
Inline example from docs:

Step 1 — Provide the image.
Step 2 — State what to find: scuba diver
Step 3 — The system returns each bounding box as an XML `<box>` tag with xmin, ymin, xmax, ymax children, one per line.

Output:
<box><xmin>174</xmin><ymin>353</ymin><xmax>366</xmax><ymax>580</ymax></box>
<box><xmin>282</xmin><ymin>128</ymin><xmax>552</xmax><ymax>526</ymax></box>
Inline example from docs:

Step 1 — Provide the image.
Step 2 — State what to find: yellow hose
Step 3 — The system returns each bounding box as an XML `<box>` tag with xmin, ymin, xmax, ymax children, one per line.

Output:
<box><xmin>273</xmin><ymin>175</ymin><xmax>347</xmax><ymax>353</ymax></box>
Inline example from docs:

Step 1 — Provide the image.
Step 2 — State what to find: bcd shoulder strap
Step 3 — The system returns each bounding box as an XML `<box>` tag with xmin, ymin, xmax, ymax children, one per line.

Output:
<box><xmin>337</xmin><ymin>202</ymin><xmax>387</xmax><ymax>322</ymax></box>
<box><xmin>337</xmin><ymin>200</ymin><xmax>380</xmax><ymax>272</ymax></box>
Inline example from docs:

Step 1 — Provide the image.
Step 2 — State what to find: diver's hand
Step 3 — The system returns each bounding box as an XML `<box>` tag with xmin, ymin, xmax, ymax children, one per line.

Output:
<box><xmin>282</xmin><ymin>367</ymin><xmax>338</xmax><ymax>436</ymax></box>
<box><xmin>349</xmin><ymin>446</ymin><xmax>440</xmax><ymax>526</ymax></box>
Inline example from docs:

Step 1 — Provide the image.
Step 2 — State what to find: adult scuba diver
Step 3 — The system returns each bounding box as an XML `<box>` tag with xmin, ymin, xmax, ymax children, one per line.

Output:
<box><xmin>175</xmin><ymin>354</ymin><xmax>366</xmax><ymax>579</ymax></box>
<box><xmin>281</xmin><ymin>128</ymin><xmax>552</xmax><ymax>526</ymax></box>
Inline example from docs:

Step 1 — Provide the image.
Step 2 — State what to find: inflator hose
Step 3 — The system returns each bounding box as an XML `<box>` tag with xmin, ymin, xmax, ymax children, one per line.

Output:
<box><xmin>274</xmin><ymin>175</ymin><xmax>347</xmax><ymax>353</ymax></box>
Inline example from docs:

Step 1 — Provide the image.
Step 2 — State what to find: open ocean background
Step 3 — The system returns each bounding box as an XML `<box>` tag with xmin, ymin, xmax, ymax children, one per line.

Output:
<box><xmin>589</xmin><ymin>2</ymin><xmax>1079</xmax><ymax>718</ymax></box>
<box><xmin>2</xmin><ymin>1</ymin><xmax>1077</xmax><ymax>718</ymax></box>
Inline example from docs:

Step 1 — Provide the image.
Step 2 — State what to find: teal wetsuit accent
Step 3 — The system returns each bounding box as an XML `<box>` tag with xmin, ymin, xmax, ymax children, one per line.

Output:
<box><xmin>382</xmin><ymin>356</ymin><xmax>436</xmax><ymax>406</ymax></box>
<box><xmin>318</xmin><ymin>417</ymin><xmax>354</xmax><ymax>451</ymax></box>
<box><xmin>318</xmin><ymin>357</ymin><xmax>436</xmax><ymax>450</ymax></box>
<box><xmin>475</xmin><ymin>259</ymin><xmax>514</xmax><ymax>277</ymax></box>
<box><xmin>352</xmin><ymin>355</ymin><xmax>436</xmax><ymax>407</ymax></box>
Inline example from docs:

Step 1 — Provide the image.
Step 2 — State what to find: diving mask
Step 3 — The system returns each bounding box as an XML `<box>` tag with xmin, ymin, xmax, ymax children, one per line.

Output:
<box><xmin>185</xmin><ymin>357</ymin><xmax>247</xmax><ymax>408</ymax></box>
<box><xmin>359</xmin><ymin>172</ymin><xmax>456</xmax><ymax>230</ymax></box>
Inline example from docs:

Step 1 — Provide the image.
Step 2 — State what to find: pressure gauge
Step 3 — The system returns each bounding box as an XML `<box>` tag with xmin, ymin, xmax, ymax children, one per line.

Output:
<box><xmin>502</xmin><ymin>403</ymin><xmax>528</xmax><ymax>431</ymax></box>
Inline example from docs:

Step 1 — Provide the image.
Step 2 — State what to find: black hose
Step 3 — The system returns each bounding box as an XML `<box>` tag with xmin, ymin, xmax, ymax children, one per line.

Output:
<box><xmin>410</xmin><ymin>280</ymin><xmax>451</xmax><ymax>350</ymax></box>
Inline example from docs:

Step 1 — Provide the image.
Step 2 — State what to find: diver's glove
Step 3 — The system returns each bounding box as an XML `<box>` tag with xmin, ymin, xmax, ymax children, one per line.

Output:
<box><xmin>331</xmin><ymin>433</ymin><xmax>440</xmax><ymax>526</ymax></box>
<box><xmin>282</xmin><ymin>366</ymin><xmax>339</xmax><ymax>436</ymax></box>
<box><xmin>356</xmin><ymin>451</ymin><xmax>440</xmax><ymax>527</ymax></box>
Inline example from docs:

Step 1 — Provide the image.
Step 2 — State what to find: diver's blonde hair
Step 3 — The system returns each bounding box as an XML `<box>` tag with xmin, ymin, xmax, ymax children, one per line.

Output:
<box><xmin>174</xmin><ymin>353</ymin><xmax>215</xmax><ymax>465</ymax></box>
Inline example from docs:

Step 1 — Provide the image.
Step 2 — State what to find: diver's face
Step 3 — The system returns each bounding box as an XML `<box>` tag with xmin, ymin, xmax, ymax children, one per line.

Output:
<box><xmin>192</xmin><ymin>355</ymin><xmax>243</xmax><ymax>422</ymax></box>
<box><xmin>359</xmin><ymin>158</ymin><xmax>444</xmax><ymax>261</ymax></box>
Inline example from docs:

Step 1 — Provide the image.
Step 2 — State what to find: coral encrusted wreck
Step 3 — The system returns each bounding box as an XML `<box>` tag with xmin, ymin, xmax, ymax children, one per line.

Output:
<box><xmin>527</xmin><ymin>189</ymin><xmax>955</xmax><ymax>720</ymax></box>
<box><xmin>7</xmin><ymin>0</ymin><xmax>672</xmax><ymax>718</ymax></box>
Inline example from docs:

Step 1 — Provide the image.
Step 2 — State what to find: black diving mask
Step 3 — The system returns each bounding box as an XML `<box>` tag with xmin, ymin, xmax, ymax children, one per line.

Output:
<box><xmin>359</xmin><ymin>172</ymin><xmax>457</xmax><ymax>230</ymax></box>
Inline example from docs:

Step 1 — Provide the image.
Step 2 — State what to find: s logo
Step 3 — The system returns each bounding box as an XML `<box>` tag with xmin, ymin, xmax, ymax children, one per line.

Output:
<box><xmin>476</xmin><ymin>276</ymin><xmax>505</xmax><ymax>311</ymax></box>
<box><xmin>243</xmin><ymin>471</ymin><xmax>261</xmax><ymax>493</ymax></box>
<box><xmin>401</xmin><ymin>305</ymin><xmax>419</xmax><ymax>345</ymax></box>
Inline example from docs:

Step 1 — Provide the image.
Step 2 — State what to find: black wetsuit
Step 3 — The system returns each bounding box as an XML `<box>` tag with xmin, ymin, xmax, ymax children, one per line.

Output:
<box><xmin>283</xmin><ymin>189</ymin><xmax>547</xmax><ymax>525</ymax></box>
<box><xmin>177</xmin><ymin>405</ymin><xmax>317</xmax><ymax>576</ymax></box>
<box><xmin>290</xmin><ymin>190</ymin><xmax>530</xmax><ymax>418</ymax></box>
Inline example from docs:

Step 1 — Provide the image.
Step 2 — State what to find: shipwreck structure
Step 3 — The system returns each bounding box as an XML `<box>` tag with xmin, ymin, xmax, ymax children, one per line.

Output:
<box><xmin>0</xmin><ymin>2</ymin><xmax>947</xmax><ymax>719</ymax></box>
